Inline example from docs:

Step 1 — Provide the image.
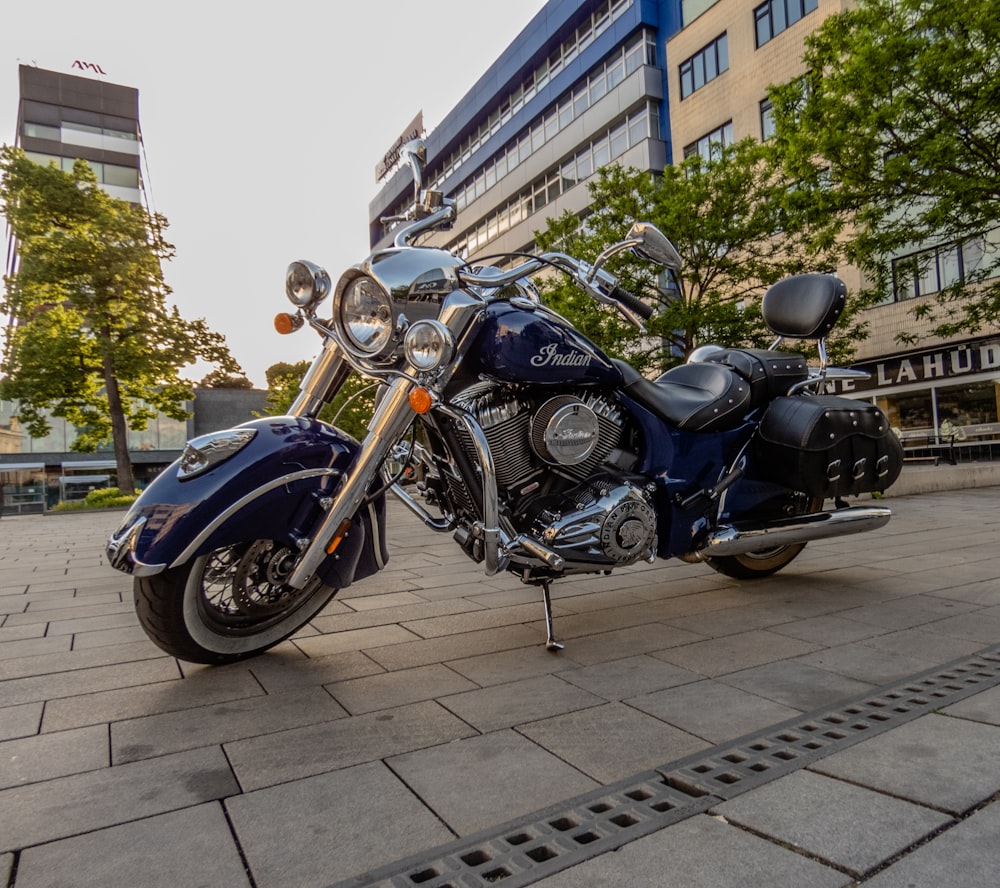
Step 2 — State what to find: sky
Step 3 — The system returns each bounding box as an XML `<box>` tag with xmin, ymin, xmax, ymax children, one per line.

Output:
<box><xmin>1</xmin><ymin>0</ymin><xmax>550</xmax><ymax>388</ymax></box>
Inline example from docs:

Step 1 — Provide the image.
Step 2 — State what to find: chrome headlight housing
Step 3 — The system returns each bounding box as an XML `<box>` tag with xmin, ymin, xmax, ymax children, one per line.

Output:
<box><xmin>339</xmin><ymin>275</ymin><xmax>393</xmax><ymax>355</ymax></box>
<box><xmin>286</xmin><ymin>260</ymin><xmax>331</xmax><ymax>310</ymax></box>
<box><xmin>403</xmin><ymin>319</ymin><xmax>455</xmax><ymax>372</ymax></box>
<box><xmin>177</xmin><ymin>428</ymin><xmax>257</xmax><ymax>480</ymax></box>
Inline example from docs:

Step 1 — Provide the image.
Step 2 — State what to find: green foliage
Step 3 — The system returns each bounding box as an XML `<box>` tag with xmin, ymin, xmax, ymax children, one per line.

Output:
<box><xmin>199</xmin><ymin>369</ymin><xmax>254</xmax><ymax>389</ymax></box>
<box><xmin>263</xmin><ymin>360</ymin><xmax>376</xmax><ymax>441</ymax></box>
<box><xmin>770</xmin><ymin>0</ymin><xmax>1000</xmax><ymax>338</ymax></box>
<box><xmin>534</xmin><ymin>143</ymin><xmax>859</xmax><ymax>374</ymax></box>
<box><xmin>1</xmin><ymin>147</ymin><xmax>242</xmax><ymax>490</ymax></box>
<box><xmin>51</xmin><ymin>486</ymin><xmax>138</xmax><ymax>511</ymax></box>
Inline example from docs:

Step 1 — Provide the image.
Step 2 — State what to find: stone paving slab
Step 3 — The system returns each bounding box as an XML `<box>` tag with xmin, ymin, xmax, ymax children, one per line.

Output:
<box><xmin>0</xmin><ymin>488</ymin><xmax>998</xmax><ymax>887</ymax></box>
<box><xmin>0</xmin><ymin>724</ymin><xmax>108</xmax><ymax>789</ymax></box>
<box><xmin>13</xmin><ymin>803</ymin><xmax>251</xmax><ymax>888</ymax></box>
<box><xmin>385</xmin><ymin>729</ymin><xmax>600</xmax><ymax>836</ymax></box>
<box><xmin>941</xmin><ymin>682</ymin><xmax>1000</xmax><ymax>726</ymax></box>
<box><xmin>862</xmin><ymin>800</ymin><xmax>1000</xmax><ymax>888</ymax></box>
<box><xmin>532</xmin><ymin>813</ymin><xmax>851</xmax><ymax>887</ymax></box>
<box><xmin>226</xmin><ymin>762</ymin><xmax>454</xmax><ymax>888</ymax></box>
<box><xmin>810</xmin><ymin>712</ymin><xmax>1000</xmax><ymax>815</ymax></box>
<box><xmin>713</xmin><ymin>769</ymin><xmax>951</xmax><ymax>877</ymax></box>
<box><xmin>0</xmin><ymin>746</ymin><xmax>238</xmax><ymax>852</ymax></box>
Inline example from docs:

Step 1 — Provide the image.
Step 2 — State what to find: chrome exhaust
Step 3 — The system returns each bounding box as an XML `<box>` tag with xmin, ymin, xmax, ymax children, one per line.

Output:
<box><xmin>694</xmin><ymin>505</ymin><xmax>892</xmax><ymax>559</ymax></box>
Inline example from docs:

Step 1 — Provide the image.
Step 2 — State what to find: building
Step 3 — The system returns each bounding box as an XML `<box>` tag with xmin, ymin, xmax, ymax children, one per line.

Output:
<box><xmin>370</xmin><ymin>0</ymin><xmax>999</xmax><ymax>465</ymax></box>
<box><xmin>1</xmin><ymin>66</ymin><xmax>268</xmax><ymax>513</ymax></box>
<box><xmin>0</xmin><ymin>389</ymin><xmax>267</xmax><ymax>515</ymax></box>
<box><xmin>12</xmin><ymin>64</ymin><xmax>143</xmax><ymax>207</ymax></box>
<box><xmin>369</xmin><ymin>0</ymin><xmax>682</xmax><ymax>260</ymax></box>
<box><xmin>667</xmin><ymin>0</ymin><xmax>1000</xmax><ymax>461</ymax></box>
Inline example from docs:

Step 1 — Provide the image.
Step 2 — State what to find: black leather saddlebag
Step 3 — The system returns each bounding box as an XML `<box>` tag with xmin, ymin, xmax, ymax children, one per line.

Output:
<box><xmin>755</xmin><ymin>395</ymin><xmax>903</xmax><ymax>498</ymax></box>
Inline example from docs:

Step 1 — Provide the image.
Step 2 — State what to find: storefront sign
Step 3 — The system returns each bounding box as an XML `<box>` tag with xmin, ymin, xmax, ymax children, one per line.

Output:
<box><xmin>375</xmin><ymin>111</ymin><xmax>424</xmax><ymax>183</ymax></box>
<box><xmin>830</xmin><ymin>338</ymin><xmax>1000</xmax><ymax>394</ymax></box>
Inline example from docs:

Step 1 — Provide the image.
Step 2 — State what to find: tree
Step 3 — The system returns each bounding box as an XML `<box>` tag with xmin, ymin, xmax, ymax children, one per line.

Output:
<box><xmin>264</xmin><ymin>360</ymin><xmax>376</xmax><ymax>442</ymax></box>
<box><xmin>1</xmin><ymin>147</ymin><xmax>241</xmax><ymax>492</ymax></box>
<box><xmin>770</xmin><ymin>0</ymin><xmax>1000</xmax><ymax>339</ymax></box>
<box><xmin>199</xmin><ymin>369</ymin><xmax>254</xmax><ymax>389</ymax></box>
<box><xmin>534</xmin><ymin>140</ymin><xmax>858</xmax><ymax>375</ymax></box>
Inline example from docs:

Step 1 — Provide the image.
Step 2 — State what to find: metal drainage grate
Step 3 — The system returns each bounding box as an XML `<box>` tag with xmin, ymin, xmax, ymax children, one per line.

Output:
<box><xmin>659</xmin><ymin>646</ymin><xmax>1000</xmax><ymax>800</ymax></box>
<box><xmin>330</xmin><ymin>645</ymin><xmax>1000</xmax><ymax>888</ymax></box>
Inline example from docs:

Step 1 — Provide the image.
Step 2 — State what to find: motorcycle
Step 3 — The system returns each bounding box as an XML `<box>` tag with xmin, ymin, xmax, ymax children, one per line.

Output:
<box><xmin>107</xmin><ymin>141</ymin><xmax>903</xmax><ymax>664</ymax></box>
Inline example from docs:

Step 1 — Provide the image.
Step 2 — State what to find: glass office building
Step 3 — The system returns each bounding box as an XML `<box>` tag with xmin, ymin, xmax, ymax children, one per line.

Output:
<box><xmin>369</xmin><ymin>0</ymin><xmax>682</xmax><ymax>260</ymax></box>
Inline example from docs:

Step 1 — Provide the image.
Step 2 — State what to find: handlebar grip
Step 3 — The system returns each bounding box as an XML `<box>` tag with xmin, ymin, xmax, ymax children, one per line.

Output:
<box><xmin>610</xmin><ymin>285</ymin><xmax>654</xmax><ymax>321</ymax></box>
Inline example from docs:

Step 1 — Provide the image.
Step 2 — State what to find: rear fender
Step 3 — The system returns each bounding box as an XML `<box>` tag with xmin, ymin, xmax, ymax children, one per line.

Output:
<box><xmin>107</xmin><ymin>416</ymin><xmax>388</xmax><ymax>587</ymax></box>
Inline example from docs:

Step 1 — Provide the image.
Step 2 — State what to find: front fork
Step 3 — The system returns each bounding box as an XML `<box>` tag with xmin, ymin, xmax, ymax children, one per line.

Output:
<box><xmin>287</xmin><ymin>342</ymin><xmax>417</xmax><ymax>589</ymax></box>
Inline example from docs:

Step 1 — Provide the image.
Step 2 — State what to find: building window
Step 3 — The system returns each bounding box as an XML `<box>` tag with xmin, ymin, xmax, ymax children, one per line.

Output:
<box><xmin>387</xmin><ymin>28</ymin><xmax>656</xmax><ymax>223</ymax></box>
<box><xmin>683</xmin><ymin>121</ymin><xmax>734</xmax><ymax>162</ymax></box>
<box><xmin>891</xmin><ymin>239</ymin><xmax>985</xmax><ymax>301</ymax></box>
<box><xmin>448</xmin><ymin>104</ymin><xmax>655</xmax><ymax>258</ymax></box>
<box><xmin>679</xmin><ymin>33</ymin><xmax>728</xmax><ymax>99</ymax></box>
<box><xmin>760</xmin><ymin>98</ymin><xmax>776</xmax><ymax>140</ymax></box>
<box><xmin>754</xmin><ymin>0</ymin><xmax>819</xmax><ymax>48</ymax></box>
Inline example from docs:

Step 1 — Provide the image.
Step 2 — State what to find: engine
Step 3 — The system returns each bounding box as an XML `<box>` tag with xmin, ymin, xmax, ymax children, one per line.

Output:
<box><xmin>441</xmin><ymin>383</ymin><xmax>657</xmax><ymax>573</ymax></box>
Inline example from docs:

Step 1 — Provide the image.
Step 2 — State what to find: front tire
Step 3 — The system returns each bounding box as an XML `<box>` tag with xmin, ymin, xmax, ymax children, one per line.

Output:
<box><xmin>135</xmin><ymin>540</ymin><xmax>339</xmax><ymax>664</ymax></box>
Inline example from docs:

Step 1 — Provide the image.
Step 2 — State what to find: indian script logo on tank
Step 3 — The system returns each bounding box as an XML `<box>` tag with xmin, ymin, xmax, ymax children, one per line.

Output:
<box><xmin>530</xmin><ymin>343</ymin><xmax>591</xmax><ymax>368</ymax></box>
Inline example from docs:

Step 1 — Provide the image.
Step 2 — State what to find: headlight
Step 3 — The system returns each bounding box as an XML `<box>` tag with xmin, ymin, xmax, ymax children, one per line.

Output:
<box><xmin>340</xmin><ymin>276</ymin><xmax>393</xmax><ymax>354</ymax></box>
<box><xmin>404</xmin><ymin>319</ymin><xmax>454</xmax><ymax>371</ymax></box>
<box><xmin>286</xmin><ymin>260</ymin><xmax>331</xmax><ymax>309</ymax></box>
<box><xmin>177</xmin><ymin>429</ymin><xmax>257</xmax><ymax>480</ymax></box>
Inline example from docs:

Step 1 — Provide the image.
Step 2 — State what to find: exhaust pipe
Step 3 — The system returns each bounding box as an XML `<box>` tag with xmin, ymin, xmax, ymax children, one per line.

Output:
<box><xmin>694</xmin><ymin>505</ymin><xmax>892</xmax><ymax>559</ymax></box>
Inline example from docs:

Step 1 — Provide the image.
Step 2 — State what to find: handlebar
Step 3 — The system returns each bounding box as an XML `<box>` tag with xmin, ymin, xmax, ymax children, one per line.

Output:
<box><xmin>608</xmin><ymin>284</ymin><xmax>654</xmax><ymax>321</ymax></box>
<box><xmin>459</xmin><ymin>253</ymin><xmax>653</xmax><ymax>325</ymax></box>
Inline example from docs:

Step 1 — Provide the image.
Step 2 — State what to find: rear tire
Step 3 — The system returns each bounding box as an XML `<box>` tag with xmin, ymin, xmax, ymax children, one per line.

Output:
<box><xmin>135</xmin><ymin>540</ymin><xmax>339</xmax><ymax>664</ymax></box>
<box><xmin>702</xmin><ymin>494</ymin><xmax>822</xmax><ymax>580</ymax></box>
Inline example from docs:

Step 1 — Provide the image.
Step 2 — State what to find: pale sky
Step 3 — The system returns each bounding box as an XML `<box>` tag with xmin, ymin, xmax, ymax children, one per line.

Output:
<box><xmin>1</xmin><ymin>0</ymin><xmax>549</xmax><ymax>388</ymax></box>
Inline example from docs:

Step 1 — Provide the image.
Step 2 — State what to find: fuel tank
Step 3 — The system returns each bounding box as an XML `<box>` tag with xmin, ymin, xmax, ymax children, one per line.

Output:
<box><xmin>467</xmin><ymin>300</ymin><xmax>622</xmax><ymax>386</ymax></box>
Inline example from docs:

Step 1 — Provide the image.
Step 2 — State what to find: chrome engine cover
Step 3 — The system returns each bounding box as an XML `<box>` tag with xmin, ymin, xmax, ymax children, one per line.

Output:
<box><xmin>529</xmin><ymin>474</ymin><xmax>656</xmax><ymax>567</ymax></box>
<box><xmin>531</xmin><ymin>395</ymin><xmax>600</xmax><ymax>466</ymax></box>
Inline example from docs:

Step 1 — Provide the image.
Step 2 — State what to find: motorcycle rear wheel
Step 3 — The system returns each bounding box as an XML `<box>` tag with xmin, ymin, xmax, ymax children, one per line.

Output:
<box><xmin>135</xmin><ymin>540</ymin><xmax>339</xmax><ymax>664</ymax></box>
<box><xmin>702</xmin><ymin>494</ymin><xmax>822</xmax><ymax>580</ymax></box>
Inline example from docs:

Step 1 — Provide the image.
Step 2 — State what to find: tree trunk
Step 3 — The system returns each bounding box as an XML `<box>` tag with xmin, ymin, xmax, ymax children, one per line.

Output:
<box><xmin>100</xmin><ymin>343</ymin><xmax>135</xmax><ymax>493</ymax></box>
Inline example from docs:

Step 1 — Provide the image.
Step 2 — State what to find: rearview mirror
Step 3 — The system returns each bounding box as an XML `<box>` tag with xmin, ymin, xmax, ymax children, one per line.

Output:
<box><xmin>627</xmin><ymin>222</ymin><xmax>682</xmax><ymax>270</ymax></box>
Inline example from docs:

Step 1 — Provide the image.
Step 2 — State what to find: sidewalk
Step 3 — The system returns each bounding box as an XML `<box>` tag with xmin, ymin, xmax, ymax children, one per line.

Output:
<box><xmin>1</xmin><ymin>485</ymin><xmax>998</xmax><ymax>887</ymax></box>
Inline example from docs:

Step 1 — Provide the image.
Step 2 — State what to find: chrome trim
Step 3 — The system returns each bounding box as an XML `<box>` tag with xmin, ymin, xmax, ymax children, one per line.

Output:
<box><xmin>435</xmin><ymin>402</ymin><xmax>505</xmax><ymax>576</ymax></box>
<box><xmin>289</xmin><ymin>338</ymin><xmax>351</xmax><ymax>418</ymax></box>
<box><xmin>698</xmin><ymin>506</ymin><xmax>892</xmax><ymax>558</ymax></box>
<box><xmin>169</xmin><ymin>467</ymin><xmax>342</xmax><ymax>569</ymax></box>
<box><xmin>388</xmin><ymin>483</ymin><xmax>455</xmax><ymax>532</ymax></box>
<box><xmin>106</xmin><ymin>515</ymin><xmax>146</xmax><ymax>572</ymax></box>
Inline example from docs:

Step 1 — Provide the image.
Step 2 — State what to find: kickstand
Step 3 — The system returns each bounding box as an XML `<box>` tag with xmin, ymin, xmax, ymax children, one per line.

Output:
<box><xmin>541</xmin><ymin>580</ymin><xmax>564</xmax><ymax>652</ymax></box>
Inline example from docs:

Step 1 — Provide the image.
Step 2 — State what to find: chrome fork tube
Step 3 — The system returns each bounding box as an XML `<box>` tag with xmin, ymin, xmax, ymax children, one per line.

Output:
<box><xmin>288</xmin><ymin>376</ymin><xmax>415</xmax><ymax>588</ymax></box>
<box><xmin>289</xmin><ymin>338</ymin><xmax>352</xmax><ymax>418</ymax></box>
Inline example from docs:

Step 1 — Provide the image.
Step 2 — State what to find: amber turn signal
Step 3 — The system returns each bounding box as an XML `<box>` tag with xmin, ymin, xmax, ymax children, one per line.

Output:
<box><xmin>408</xmin><ymin>387</ymin><xmax>433</xmax><ymax>415</ymax></box>
<box><xmin>273</xmin><ymin>312</ymin><xmax>303</xmax><ymax>335</ymax></box>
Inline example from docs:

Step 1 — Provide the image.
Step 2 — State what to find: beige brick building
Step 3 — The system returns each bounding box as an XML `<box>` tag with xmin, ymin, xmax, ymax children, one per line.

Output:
<box><xmin>665</xmin><ymin>0</ymin><xmax>1000</xmax><ymax>458</ymax></box>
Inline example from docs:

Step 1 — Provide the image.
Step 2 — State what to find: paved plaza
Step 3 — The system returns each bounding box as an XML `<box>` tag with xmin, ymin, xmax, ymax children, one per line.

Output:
<box><xmin>1</xmin><ymin>482</ymin><xmax>999</xmax><ymax>886</ymax></box>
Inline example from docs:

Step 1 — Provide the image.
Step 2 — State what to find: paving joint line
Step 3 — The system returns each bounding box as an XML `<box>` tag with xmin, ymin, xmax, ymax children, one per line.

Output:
<box><xmin>328</xmin><ymin>643</ymin><xmax>1000</xmax><ymax>888</ymax></box>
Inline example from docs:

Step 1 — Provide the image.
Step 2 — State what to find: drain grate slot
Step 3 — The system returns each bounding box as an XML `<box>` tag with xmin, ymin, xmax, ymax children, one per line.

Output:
<box><xmin>659</xmin><ymin>647</ymin><xmax>1000</xmax><ymax>801</ymax></box>
<box><xmin>333</xmin><ymin>645</ymin><xmax>1000</xmax><ymax>888</ymax></box>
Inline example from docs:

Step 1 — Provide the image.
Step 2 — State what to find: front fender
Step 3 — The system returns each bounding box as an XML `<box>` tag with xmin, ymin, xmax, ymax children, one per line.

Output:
<box><xmin>107</xmin><ymin>416</ymin><xmax>387</xmax><ymax>586</ymax></box>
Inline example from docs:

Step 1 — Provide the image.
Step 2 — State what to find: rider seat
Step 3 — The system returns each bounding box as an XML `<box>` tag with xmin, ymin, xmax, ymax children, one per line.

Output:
<box><xmin>615</xmin><ymin>360</ymin><xmax>753</xmax><ymax>432</ymax></box>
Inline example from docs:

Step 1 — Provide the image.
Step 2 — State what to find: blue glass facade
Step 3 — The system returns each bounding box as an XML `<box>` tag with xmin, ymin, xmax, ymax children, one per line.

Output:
<box><xmin>370</xmin><ymin>0</ymin><xmax>682</xmax><ymax>257</ymax></box>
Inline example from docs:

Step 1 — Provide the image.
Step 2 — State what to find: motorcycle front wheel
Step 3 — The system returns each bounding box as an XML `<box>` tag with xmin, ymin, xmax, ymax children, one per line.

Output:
<box><xmin>135</xmin><ymin>540</ymin><xmax>339</xmax><ymax>664</ymax></box>
<box><xmin>702</xmin><ymin>494</ymin><xmax>822</xmax><ymax>580</ymax></box>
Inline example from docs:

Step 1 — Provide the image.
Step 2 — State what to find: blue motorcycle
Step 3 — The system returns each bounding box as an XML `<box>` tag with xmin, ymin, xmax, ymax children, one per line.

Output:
<box><xmin>107</xmin><ymin>143</ymin><xmax>902</xmax><ymax>664</ymax></box>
